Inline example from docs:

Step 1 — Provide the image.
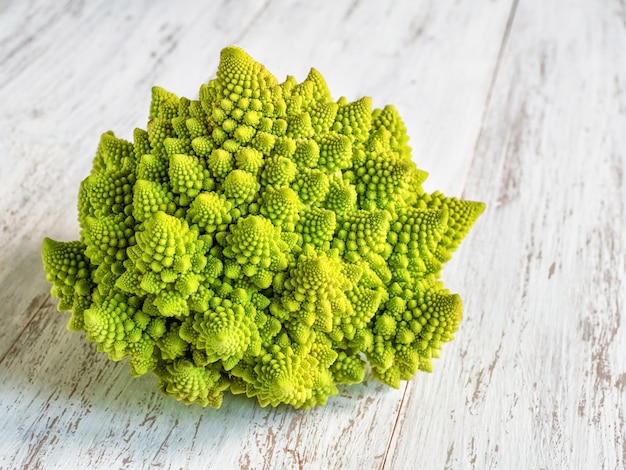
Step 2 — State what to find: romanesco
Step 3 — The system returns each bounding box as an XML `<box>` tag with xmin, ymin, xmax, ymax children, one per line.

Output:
<box><xmin>41</xmin><ymin>46</ymin><xmax>484</xmax><ymax>409</ymax></box>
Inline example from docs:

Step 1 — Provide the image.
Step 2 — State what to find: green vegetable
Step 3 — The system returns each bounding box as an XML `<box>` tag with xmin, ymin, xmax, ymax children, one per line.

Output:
<box><xmin>41</xmin><ymin>46</ymin><xmax>484</xmax><ymax>409</ymax></box>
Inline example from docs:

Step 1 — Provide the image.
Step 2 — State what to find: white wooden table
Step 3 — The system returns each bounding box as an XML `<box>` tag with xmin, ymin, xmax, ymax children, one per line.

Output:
<box><xmin>1</xmin><ymin>1</ymin><xmax>624</xmax><ymax>468</ymax></box>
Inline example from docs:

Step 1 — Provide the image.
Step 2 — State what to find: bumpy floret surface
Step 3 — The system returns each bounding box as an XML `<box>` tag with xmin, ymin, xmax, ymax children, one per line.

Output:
<box><xmin>42</xmin><ymin>46</ymin><xmax>484</xmax><ymax>408</ymax></box>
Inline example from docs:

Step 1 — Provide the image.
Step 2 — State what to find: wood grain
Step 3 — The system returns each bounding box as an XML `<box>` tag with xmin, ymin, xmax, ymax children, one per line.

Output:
<box><xmin>1</xmin><ymin>0</ymin><xmax>623</xmax><ymax>469</ymax></box>
<box><xmin>386</xmin><ymin>0</ymin><xmax>626</xmax><ymax>468</ymax></box>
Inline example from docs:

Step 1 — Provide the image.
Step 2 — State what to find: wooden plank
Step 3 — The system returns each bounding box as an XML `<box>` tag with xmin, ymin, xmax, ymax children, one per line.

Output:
<box><xmin>0</xmin><ymin>0</ymin><xmax>514</xmax><ymax>468</ymax></box>
<box><xmin>386</xmin><ymin>0</ymin><xmax>626</xmax><ymax>468</ymax></box>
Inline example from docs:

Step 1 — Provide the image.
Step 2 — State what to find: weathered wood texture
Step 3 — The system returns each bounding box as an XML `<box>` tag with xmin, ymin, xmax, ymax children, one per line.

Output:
<box><xmin>387</xmin><ymin>0</ymin><xmax>626</xmax><ymax>468</ymax></box>
<box><xmin>0</xmin><ymin>0</ymin><xmax>623</xmax><ymax>469</ymax></box>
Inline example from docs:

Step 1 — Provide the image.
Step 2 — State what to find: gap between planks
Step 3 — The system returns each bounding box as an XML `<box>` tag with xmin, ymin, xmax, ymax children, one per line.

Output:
<box><xmin>462</xmin><ymin>0</ymin><xmax>520</xmax><ymax>200</ymax></box>
<box><xmin>381</xmin><ymin>1</ymin><xmax>520</xmax><ymax>467</ymax></box>
<box><xmin>381</xmin><ymin>382</ymin><xmax>411</xmax><ymax>470</ymax></box>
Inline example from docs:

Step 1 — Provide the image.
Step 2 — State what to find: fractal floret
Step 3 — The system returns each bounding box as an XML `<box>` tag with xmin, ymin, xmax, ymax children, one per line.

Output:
<box><xmin>41</xmin><ymin>46</ymin><xmax>484</xmax><ymax>409</ymax></box>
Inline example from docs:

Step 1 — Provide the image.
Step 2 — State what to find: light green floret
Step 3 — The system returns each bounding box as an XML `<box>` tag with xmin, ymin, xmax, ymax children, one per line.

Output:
<box><xmin>78</xmin><ymin>169</ymin><xmax>135</xmax><ymax>220</ymax></box>
<box><xmin>191</xmin><ymin>136</ymin><xmax>215</xmax><ymax>157</ymax></box>
<box><xmin>292</xmin><ymin>139</ymin><xmax>319</xmax><ymax>167</ymax></box>
<box><xmin>223</xmin><ymin>169</ymin><xmax>258</xmax><ymax>206</ymax></box>
<box><xmin>418</xmin><ymin>191</ymin><xmax>486</xmax><ymax>255</ymax></box>
<box><xmin>42</xmin><ymin>238</ymin><xmax>93</xmax><ymax>318</ymax></box>
<box><xmin>315</xmin><ymin>132</ymin><xmax>352</xmax><ymax>172</ymax></box>
<box><xmin>334</xmin><ymin>210</ymin><xmax>391</xmax><ymax>257</ymax></box>
<box><xmin>235</xmin><ymin>146</ymin><xmax>264</xmax><ymax>174</ymax></box>
<box><xmin>387</xmin><ymin>207</ymin><xmax>449</xmax><ymax>281</ymax></box>
<box><xmin>367</xmin><ymin>278</ymin><xmax>464</xmax><ymax>388</ymax></box>
<box><xmin>91</xmin><ymin>131</ymin><xmax>135</xmax><ymax>174</ymax></box>
<box><xmin>163</xmin><ymin>136</ymin><xmax>192</xmax><ymax>157</ymax></box>
<box><xmin>207</xmin><ymin>148</ymin><xmax>234</xmax><ymax>178</ymax></box>
<box><xmin>132</xmin><ymin>179</ymin><xmax>175</xmax><ymax>222</ymax></box>
<box><xmin>126</xmin><ymin>335</ymin><xmax>157</xmax><ymax>377</ymax></box>
<box><xmin>351</xmin><ymin>150</ymin><xmax>413</xmax><ymax>211</ymax></box>
<box><xmin>150</xmin><ymin>86</ymin><xmax>180</xmax><ymax>120</ymax></box>
<box><xmin>42</xmin><ymin>45</ymin><xmax>484</xmax><ymax>409</ymax></box>
<box><xmin>324</xmin><ymin>176</ymin><xmax>357</xmax><ymax>216</ymax></box>
<box><xmin>147</xmin><ymin>118</ymin><xmax>175</xmax><ymax>156</ymax></box>
<box><xmin>136</xmin><ymin>153</ymin><xmax>169</xmax><ymax>184</ymax></box>
<box><xmin>83</xmin><ymin>292</ymin><xmax>153</xmax><ymax>367</ymax></box>
<box><xmin>334</xmin><ymin>96</ymin><xmax>372</xmax><ymax>143</ymax></box>
<box><xmin>271</xmin><ymin>247</ymin><xmax>352</xmax><ymax>336</ymax></box>
<box><xmin>286</xmin><ymin>112</ymin><xmax>314</xmax><ymax>138</ymax></box>
<box><xmin>221</xmin><ymin>215</ymin><xmax>289</xmax><ymax>288</ymax></box>
<box><xmin>309</xmin><ymin>102</ymin><xmax>338</xmax><ymax>134</ymax></box>
<box><xmin>117</xmin><ymin>211</ymin><xmax>212</xmax><ymax>317</ymax></box>
<box><xmin>187</xmin><ymin>192</ymin><xmax>232</xmax><ymax>233</ymax></box>
<box><xmin>168</xmin><ymin>153</ymin><xmax>209</xmax><ymax>202</ymax></box>
<box><xmin>261</xmin><ymin>155</ymin><xmax>297</xmax><ymax>187</ymax></box>
<box><xmin>245</xmin><ymin>342</ymin><xmax>326</xmax><ymax>408</ymax></box>
<box><xmin>82</xmin><ymin>216</ymin><xmax>132</xmax><ymax>265</ymax></box>
<box><xmin>330</xmin><ymin>351</ymin><xmax>366</xmax><ymax>384</ymax></box>
<box><xmin>345</xmin><ymin>284</ymin><xmax>385</xmax><ymax>334</ymax></box>
<box><xmin>259</xmin><ymin>186</ymin><xmax>302</xmax><ymax>231</ymax></box>
<box><xmin>291</xmin><ymin>168</ymin><xmax>329</xmax><ymax>205</ymax></box>
<box><xmin>187</xmin><ymin>296</ymin><xmax>261</xmax><ymax>371</ymax></box>
<box><xmin>295</xmin><ymin>207</ymin><xmax>336</xmax><ymax>249</ymax></box>
<box><xmin>185</xmin><ymin>117</ymin><xmax>208</xmax><ymax>139</ymax></box>
<box><xmin>156</xmin><ymin>359</ymin><xmax>229</xmax><ymax>408</ymax></box>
